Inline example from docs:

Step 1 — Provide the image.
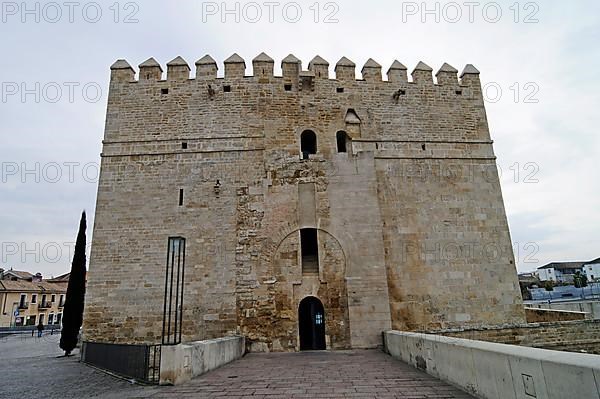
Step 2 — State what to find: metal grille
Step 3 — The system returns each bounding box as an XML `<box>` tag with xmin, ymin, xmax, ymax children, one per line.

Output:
<box><xmin>162</xmin><ymin>237</ymin><xmax>186</xmax><ymax>345</ymax></box>
<box><xmin>82</xmin><ymin>342</ymin><xmax>161</xmax><ymax>383</ymax></box>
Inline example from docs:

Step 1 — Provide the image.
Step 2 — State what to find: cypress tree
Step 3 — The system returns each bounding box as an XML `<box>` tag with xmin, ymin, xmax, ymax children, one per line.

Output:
<box><xmin>60</xmin><ymin>211</ymin><xmax>87</xmax><ymax>356</ymax></box>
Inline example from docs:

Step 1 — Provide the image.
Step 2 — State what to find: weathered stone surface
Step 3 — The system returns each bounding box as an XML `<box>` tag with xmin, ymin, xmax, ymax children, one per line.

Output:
<box><xmin>83</xmin><ymin>55</ymin><xmax>525</xmax><ymax>351</ymax></box>
<box><xmin>431</xmin><ymin>319</ymin><xmax>600</xmax><ymax>354</ymax></box>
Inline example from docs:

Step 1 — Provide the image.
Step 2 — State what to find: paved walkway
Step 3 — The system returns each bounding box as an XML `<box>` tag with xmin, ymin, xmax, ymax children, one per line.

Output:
<box><xmin>0</xmin><ymin>334</ymin><xmax>473</xmax><ymax>398</ymax></box>
<box><xmin>154</xmin><ymin>350</ymin><xmax>474</xmax><ymax>399</ymax></box>
<box><xmin>0</xmin><ymin>334</ymin><xmax>155</xmax><ymax>399</ymax></box>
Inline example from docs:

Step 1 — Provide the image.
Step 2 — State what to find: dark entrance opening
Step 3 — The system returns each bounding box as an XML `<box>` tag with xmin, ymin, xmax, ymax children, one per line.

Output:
<box><xmin>298</xmin><ymin>296</ymin><xmax>326</xmax><ymax>350</ymax></box>
<box><xmin>300</xmin><ymin>228</ymin><xmax>319</xmax><ymax>274</ymax></box>
<box><xmin>300</xmin><ymin>130</ymin><xmax>317</xmax><ymax>159</ymax></box>
<box><xmin>336</xmin><ymin>131</ymin><xmax>348</xmax><ymax>153</ymax></box>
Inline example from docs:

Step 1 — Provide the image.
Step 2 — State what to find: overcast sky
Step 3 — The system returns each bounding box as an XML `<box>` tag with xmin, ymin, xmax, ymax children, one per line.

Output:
<box><xmin>0</xmin><ymin>0</ymin><xmax>598</xmax><ymax>277</ymax></box>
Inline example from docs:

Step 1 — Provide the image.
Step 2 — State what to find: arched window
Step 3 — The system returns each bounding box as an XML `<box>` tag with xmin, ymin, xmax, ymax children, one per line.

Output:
<box><xmin>336</xmin><ymin>131</ymin><xmax>349</xmax><ymax>153</ymax></box>
<box><xmin>300</xmin><ymin>130</ymin><xmax>317</xmax><ymax>159</ymax></box>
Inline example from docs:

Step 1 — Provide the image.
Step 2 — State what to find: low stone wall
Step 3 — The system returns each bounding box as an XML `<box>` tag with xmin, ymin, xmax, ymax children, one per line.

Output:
<box><xmin>425</xmin><ymin>319</ymin><xmax>600</xmax><ymax>354</ymax></box>
<box><xmin>160</xmin><ymin>336</ymin><xmax>245</xmax><ymax>385</ymax></box>
<box><xmin>524</xmin><ymin>307</ymin><xmax>587</xmax><ymax>323</ymax></box>
<box><xmin>526</xmin><ymin>300</ymin><xmax>600</xmax><ymax>320</ymax></box>
<box><xmin>384</xmin><ymin>330</ymin><xmax>600</xmax><ymax>399</ymax></box>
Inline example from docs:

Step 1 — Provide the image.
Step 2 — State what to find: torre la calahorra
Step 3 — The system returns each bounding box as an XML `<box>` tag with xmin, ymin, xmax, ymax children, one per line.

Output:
<box><xmin>83</xmin><ymin>52</ymin><xmax>525</xmax><ymax>352</ymax></box>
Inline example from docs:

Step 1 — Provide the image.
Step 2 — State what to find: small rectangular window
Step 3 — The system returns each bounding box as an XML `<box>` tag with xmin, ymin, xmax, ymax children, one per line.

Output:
<box><xmin>179</xmin><ymin>189</ymin><xmax>184</xmax><ymax>206</ymax></box>
<box><xmin>161</xmin><ymin>88</ymin><xmax>169</xmax><ymax>95</ymax></box>
<box><xmin>182</xmin><ymin>142</ymin><xmax>188</xmax><ymax>149</ymax></box>
<box><xmin>284</xmin><ymin>84</ymin><xmax>292</xmax><ymax>91</ymax></box>
<box><xmin>223</xmin><ymin>85</ymin><xmax>231</xmax><ymax>92</ymax></box>
<box><xmin>336</xmin><ymin>87</ymin><xmax>344</xmax><ymax>93</ymax></box>
<box><xmin>455</xmin><ymin>90</ymin><xmax>463</xmax><ymax>95</ymax></box>
<box><xmin>31</xmin><ymin>294</ymin><xmax>37</xmax><ymax>304</ymax></box>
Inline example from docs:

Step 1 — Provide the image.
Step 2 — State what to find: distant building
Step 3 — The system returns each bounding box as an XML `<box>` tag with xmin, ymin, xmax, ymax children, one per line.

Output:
<box><xmin>583</xmin><ymin>258</ymin><xmax>600</xmax><ymax>282</ymax></box>
<box><xmin>0</xmin><ymin>269</ymin><xmax>68</xmax><ymax>328</ymax></box>
<box><xmin>536</xmin><ymin>262</ymin><xmax>587</xmax><ymax>283</ymax></box>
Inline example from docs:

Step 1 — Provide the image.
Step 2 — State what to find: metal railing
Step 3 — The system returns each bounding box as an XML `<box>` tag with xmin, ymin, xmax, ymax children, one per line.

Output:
<box><xmin>81</xmin><ymin>342</ymin><xmax>161</xmax><ymax>384</ymax></box>
<box><xmin>162</xmin><ymin>237</ymin><xmax>185</xmax><ymax>345</ymax></box>
<box><xmin>38</xmin><ymin>301</ymin><xmax>52</xmax><ymax>309</ymax></box>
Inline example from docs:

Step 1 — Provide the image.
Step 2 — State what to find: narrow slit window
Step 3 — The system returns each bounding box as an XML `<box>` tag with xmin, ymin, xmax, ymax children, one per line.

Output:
<box><xmin>300</xmin><ymin>228</ymin><xmax>319</xmax><ymax>274</ymax></box>
<box><xmin>300</xmin><ymin>130</ymin><xmax>317</xmax><ymax>160</ymax></box>
<box><xmin>179</xmin><ymin>189</ymin><xmax>184</xmax><ymax>206</ymax></box>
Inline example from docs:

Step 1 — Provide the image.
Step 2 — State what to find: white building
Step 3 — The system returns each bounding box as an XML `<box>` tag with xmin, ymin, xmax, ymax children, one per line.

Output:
<box><xmin>536</xmin><ymin>267</ymin><xmax>557</xmax><ymax>282</ymax></box>
<box><xmin>536</xmin><ymin>262</ymin><xmax>586</xmax><ymax>283</ymax></box>
<box><xmin>583</xmin><ymin>258</ymin><xmax>600</xmax><ymax>282</ymax></box>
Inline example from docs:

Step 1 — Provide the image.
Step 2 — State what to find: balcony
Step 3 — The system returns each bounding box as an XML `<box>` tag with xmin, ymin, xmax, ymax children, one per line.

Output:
<box><xmin>38</xmin><ymin>302</ymin><xmax>52</xmax><ymax>309</ymax></box>
<box><xmin>18</xmin><ymin>302</ymin><xmax>29</xmax><ymax>309</ymax></box>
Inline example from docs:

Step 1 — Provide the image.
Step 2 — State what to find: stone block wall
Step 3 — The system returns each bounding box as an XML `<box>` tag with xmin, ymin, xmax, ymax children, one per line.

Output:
<box><xmin>433</xmin><ymin>320</ymin><xmax>600</xmax><ymax>354</ymax></box>
<box><xmin>83</xmin><ymin>54</ymin><xmax>525</xmax><ymax>350</ymax></box>
<box><xmin>525</xmin><ymin>307</ymin><xmax>587</xmax><ymax>323</ymax></box>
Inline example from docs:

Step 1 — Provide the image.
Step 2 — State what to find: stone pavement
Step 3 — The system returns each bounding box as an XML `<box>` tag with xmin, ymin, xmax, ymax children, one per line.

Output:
<box><xmin>0</xmin><ymin>333</ymin><xmax>156</xmax><ymax>399</ymax></box>
<box><xmin>0</xmin><ymin>334</ymin><xmax>473</xmax><ymax>398</ymax></box>
<box><xmin>154</xmin><ymin>350</ymin><xmax>474</xmax><ymax>399</ymax></box>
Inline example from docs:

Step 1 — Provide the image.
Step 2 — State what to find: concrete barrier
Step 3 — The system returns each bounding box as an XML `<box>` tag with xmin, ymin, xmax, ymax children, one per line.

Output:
<box><xmin>384</xmin><ymin>330</ymin><xmax>600</xmax><ymax>399</ymax></box>
<box><xmin>160</xmin><ymin>336</ymin><xmax>245</xmax><ymax>385</ymax></box>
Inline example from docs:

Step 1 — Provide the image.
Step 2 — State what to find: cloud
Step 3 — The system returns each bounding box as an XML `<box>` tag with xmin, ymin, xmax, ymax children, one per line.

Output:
<box><xmin>0</xmin><ymin>0</ymin><xmax>599</xmax><ymax>277</ymax></box>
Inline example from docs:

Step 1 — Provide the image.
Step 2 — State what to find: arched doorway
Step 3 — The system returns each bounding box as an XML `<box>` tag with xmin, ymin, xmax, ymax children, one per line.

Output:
<box><xmin>298</xmin><ymin>296</ymin><xmax>326</xmax><ymax>350</ymax></box>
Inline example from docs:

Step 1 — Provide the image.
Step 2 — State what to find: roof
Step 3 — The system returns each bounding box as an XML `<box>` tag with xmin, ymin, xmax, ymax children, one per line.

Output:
<box><xmin>0</xmin><ymin>280</ymin><xmax>67</xmax><ymax>293</ymax></box>
<box><xmin>282</xmin><ymin>54</ymin><xmax>300</xmax><ymax>64</ymax></box>
<box><xmin>2</xmin><ymin>270</ymin><xmax>33</xmax><ymax>280</ymax></box>
<box><xmin>139</xmin><ymin>57</ymin><xmax>162</xmax><ymax>70</ymax></box>
<box><xmin>412</xmin><ymin>61</ymin><xmax>433</xmax><ymax>72</ymax></box>
<box><xmin>387</xmin><ymin>60</ymin><xmax>407</xmax><ymax>71</ymax></box>
<box><xmin>110</xmin><ymin>59</ymin><xmax>133</xmax><ymax>70</ymax></box>
<box><xmin>195</xmin><ymin>55</ymin><xmax>217</xmax><ymax>65</ymax></box>
<box><xmin>583</xmin><ymin>257</ymin><xmax>600</xmax><ymax>266</ymax></box>
<box><xmin>335</xmin><ymin>57</ymin><xmax>355</xmax><ymax>68</ymax></box>
<box><xmin>309</xmin><ymin>55</ymin><xmax>329</xmax><ymax>66</ymax></box>
<box><xmin>224</xmin><ymin>53</ymin><xmax>245</xmax><ymax>64</ymax></box>
<box><xmin>537</xmin><ymin>262</ymin><xmax>587</xmax><ymax>271</ymax></box>
<box><xmin>253</xmin><ymin>52</ymin><xmax>274</xmax><ymax>63</ymax></box>
<box><xmin>46</xmin><ymin>272</ymin><xmax>70</xmax><ymax>283</ymax></box>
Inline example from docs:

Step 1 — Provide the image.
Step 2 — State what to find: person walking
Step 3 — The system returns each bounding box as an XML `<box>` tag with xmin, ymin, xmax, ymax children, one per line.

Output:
<box><xmin>37</xmin><ymin>321</ymin><xmax>44</xmax><ymax>338</ymax></box>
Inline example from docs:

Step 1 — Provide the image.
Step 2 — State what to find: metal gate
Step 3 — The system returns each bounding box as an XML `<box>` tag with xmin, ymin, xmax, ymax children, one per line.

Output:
<box><xmin>82</xmin><ymin>342</ymin><xmax>161</xmax><ymax>383</ymax></box>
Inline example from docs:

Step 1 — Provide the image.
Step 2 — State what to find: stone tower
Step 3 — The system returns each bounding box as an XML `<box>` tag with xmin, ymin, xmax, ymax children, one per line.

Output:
<box><xmin>83</xmin><ymin>53</ymin><xmax>525</xmax><ymax>352</ymax></box>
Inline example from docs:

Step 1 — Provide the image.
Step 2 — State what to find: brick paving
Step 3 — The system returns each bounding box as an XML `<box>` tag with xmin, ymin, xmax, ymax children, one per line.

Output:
<box><xmin>0</xmin><ymin>334</ymin><xmax>473</xmax><ymax>398</ymax></box>
<box><xmin>153</xmin><ymin>350</ymin><xmax>474</xmax><ymax>399</ymax></box>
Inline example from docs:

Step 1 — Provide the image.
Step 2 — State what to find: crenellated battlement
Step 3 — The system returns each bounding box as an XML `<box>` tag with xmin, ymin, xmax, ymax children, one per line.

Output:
<box><xmin>109</xmin><ymin>53</ymin><xmax>480</xmax><ymax>87</ymax></box>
